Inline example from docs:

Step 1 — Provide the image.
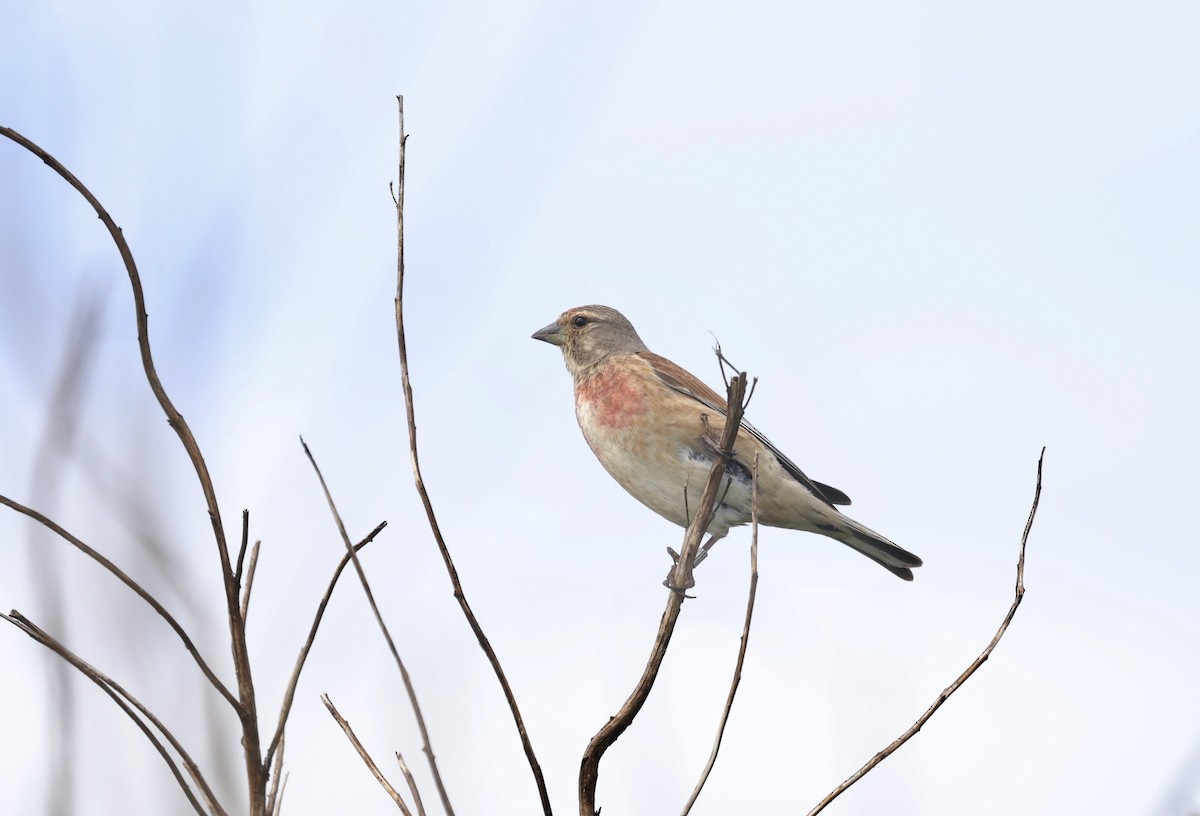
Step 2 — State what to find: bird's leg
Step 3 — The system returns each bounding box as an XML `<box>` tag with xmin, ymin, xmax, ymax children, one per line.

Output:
<box><xmin>700</xmin><ymin>416</ymin><xmax>737</xmax><ymax>461</ymax></box>
<box><xmin>693</xmin><ymin>533</ymin><xmax>725</xmax><ymax>567</ymax></box>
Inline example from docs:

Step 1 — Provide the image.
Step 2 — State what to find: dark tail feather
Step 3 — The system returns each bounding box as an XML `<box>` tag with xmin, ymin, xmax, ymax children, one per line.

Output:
<box><xmin>827</xmin><ymin>516</ymin><xmax>922</xmax><ymax>581</ymax></box>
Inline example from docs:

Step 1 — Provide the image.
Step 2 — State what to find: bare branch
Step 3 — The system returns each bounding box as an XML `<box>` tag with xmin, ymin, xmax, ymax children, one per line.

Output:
<box><xmin>235</xmin><ymin>510</ymin><xmax>251</xmax><ymax>586</ymax></box>
<box><xmin>322</xmin><ymin>695</ymin><xmax>413</xmax><ymax>816</ymax></box>
<box><xmin>270</xmin><ymin>773</ymin><xmax>289</xmax><ymax>816</ymax></box>
<box><xmin>806</xmin><ymin>447</ymin><xmax>1046</xmax><ymax>815</ymax></box>
<box><xmin>2</xmin><ymin>611</ymin><xmax>226</xmax><ymax>816</ymax></box>
<box><xmin>0</xmin><ymin>493</ymin><xmax>237</xmax><ymax>708</ymax></box>
<box><xmin>240</xmin><ymin>539</ymin><xmax>262</xmax><ymax>623</ymax></box>
<box><xmin>264</xmin><ymin>521</ymin><xmax>388</xmax><ymax>771</ymax></box>
<box><xmin>299</xmin><ymin>436</ymin><xmax>454</xmax><ymax>808</ymax></box>
<box><xmin>681</xmin><ymin>453</ymin><xmax>761</xmax><ymax>815</ymax></box>
<box><xmin>265</xmin><ymin>731</ymin><xmax>286</xmax><ymax>816</ymax></box>
<box><xmin>0</xmin><ymin>125</ymin><xmax>266</xmax><ymax>813</ymax></box>
<box><xmin>578</xmin><ymin>370</ymin><xmax>750</xmax><ymax>816</ymax></box>
<box><xmin>396</xmin><ymin>752</ymin><xmax>428</xmax><ymax>816</ymax></box>
<box><xmin>392</xmin><ymin>95</ymin><xmax>525</xmax><ymax>816</ymax></box>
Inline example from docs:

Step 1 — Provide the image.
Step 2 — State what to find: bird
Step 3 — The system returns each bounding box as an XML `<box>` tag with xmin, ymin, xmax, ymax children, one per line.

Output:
<box><xmin>532</xmin><ymin>305</ymin><xmax>922</xmax><ymax>580</ymax></box>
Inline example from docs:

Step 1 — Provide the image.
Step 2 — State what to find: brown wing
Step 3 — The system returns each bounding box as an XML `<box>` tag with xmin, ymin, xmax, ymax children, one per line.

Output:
<box><xmin>636</xmin><ymin>350</ymin><xmax>852</xmax><ymax>508</ymax></box>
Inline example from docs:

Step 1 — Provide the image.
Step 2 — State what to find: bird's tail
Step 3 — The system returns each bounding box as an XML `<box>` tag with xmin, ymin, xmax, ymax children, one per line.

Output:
<box><xmin>826</xmin><ymin>514</ymin><xmax>923</xmax><ymax>581</ymax></box>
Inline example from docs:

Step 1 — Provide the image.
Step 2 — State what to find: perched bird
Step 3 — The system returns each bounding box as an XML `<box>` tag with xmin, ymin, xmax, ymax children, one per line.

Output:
<box><xmin>532</xmin><ymin>305</ymin><xmax>922</xmax><ymax>580</ymax></box>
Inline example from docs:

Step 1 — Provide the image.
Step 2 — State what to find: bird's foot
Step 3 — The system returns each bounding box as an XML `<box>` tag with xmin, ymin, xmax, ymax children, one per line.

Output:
<box><xmin>663</xmin><ymin>548</ymin><xmax>698</xmax><ymax>596</ymax></box>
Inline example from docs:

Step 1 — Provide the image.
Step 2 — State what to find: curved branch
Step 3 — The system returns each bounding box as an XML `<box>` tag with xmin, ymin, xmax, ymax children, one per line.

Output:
<box><xmin>0</xmin><ymin>494</ymin><xmax>237</xmax><ymax>708</ymax></box>
<box><xmin>2</xmin><ymin>125</ymin><xmax>266</xmax><ymax>813</ymax></box>
<box><xmin>807</xmin><ymin>447</ymin><xmax>1046</xmax><ymax>815</ymax></box>
<box><xmin>3</xmin><ymin>611</ymin><xmax>225</xmax><ymax>816</ymax></box>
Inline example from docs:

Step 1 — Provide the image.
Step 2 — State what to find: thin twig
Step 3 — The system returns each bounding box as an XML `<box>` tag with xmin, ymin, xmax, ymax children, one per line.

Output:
<box><xmin>266</xmin><ymin>731</ymin><xmax>286</xmax><ymax>816</ymax></box>
<box><xmin>392</xmin><ymin>95</ymin><xmax>519</xmax><ymax>816</ymax></box>
<box><xmin>396</xmin><ymin>752</ymin><xmax>428</xmax><ymax>816</ymax></box>
<box><xmin>0</xmin><ymin>125</ymin><xmax>266</xmax><ymax>813</ymax></box>
<box><xmin>235</xmin><ymin>510</ymin><xmax>250</xmax><ymax>586</ymax></box>
<box><xmin>264</xmin><ymin>521</ymin><xmax>388</xmax><ymax>771</ymax></box>
<box><xmin>578</xmin><ymin>370</ymin><xmax>750</xmax><ymax>816</ymax></box>
<box><xmin>2</xmin><ymin>611</ymin><xmax>226</xmax><ymax>816</ymax></box>
<box><xmin>321</xmin><ymin>695</ymin><xmax>413</xmax><ymax>815</ymax></box>
<box><xmin>270</xmin><ymin>773</ymin><xmax>288</xmax><ymax>816</ymax></box>
<box><xmin>299</xmin><ymin>436</ymin><xmax>452</xmax><ymax>808</ymax></box>
<box><xmin>806</xmin><ymin>447</ymin><xmax>1046</xmax><ymax>815</ymax></box>
<box><xmin>680</xmin><ymin>453</ymin><xmax>761</xmax><ymax>815</ymax></box>
<box><xmin>270</xmin><ymin>772</ymin><xmax>288</xmax><ymax>816</ymax></box>
<box><xmin>0</xmin><ymin>494</ymin><xmax>237</xmax><ymax>708</ymax></box>
<box><xmin>240</xmin><ymin>540</ymin><xmax>262</xmax><ymax>623</ymax></box>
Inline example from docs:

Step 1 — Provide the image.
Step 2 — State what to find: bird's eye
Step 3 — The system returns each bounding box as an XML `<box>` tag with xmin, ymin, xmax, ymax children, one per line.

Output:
<box><xmin>572</xmin><ymin>315</ymin><xmax>589</xmax><ymax>328</ymax></box>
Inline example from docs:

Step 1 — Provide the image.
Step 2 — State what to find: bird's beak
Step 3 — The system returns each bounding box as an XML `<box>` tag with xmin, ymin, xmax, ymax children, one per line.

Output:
<box><xmin>532</xmin><ymin>321</ymin><xmax>564</xmax><ymax>346</ymax></box>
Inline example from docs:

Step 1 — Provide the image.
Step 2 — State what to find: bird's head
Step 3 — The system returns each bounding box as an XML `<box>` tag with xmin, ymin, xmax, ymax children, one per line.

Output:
<box><xmin>532</xmin><ymin>305</ymin><xmax>648</xmax><ymax>377</ymax></box>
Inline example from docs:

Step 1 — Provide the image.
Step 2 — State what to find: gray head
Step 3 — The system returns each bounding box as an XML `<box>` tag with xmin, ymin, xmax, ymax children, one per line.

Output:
<box><xmin>531</xmin><ymin>305</ymin><xmax>649</xmax><ymax>375</ymax></box>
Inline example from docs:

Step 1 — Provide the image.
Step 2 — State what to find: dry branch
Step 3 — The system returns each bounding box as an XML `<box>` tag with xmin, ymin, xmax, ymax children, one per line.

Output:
<box><xmin>0</xmin><ymin>124</ymin><xmax>266</xmax><ymax>814</ymax></box>
<box><xmin>578</xmin><ymin>370</ymin><xmax>750</xmax><ymax>816</ymax></box>
<box><xmin>806</xmin><ymin>447</ymin><xmax>1046</xmax><ymax>815</ymax></box>
<box><xmin>396</xmin><ymin>751</ymin><xmax>428</xmax><ymax>816</ymax></box>
<box><xmin>322</xmin><ymin>695</ymin><xmax>414</xmax><ymax>815</ymax></box>
<box><xmin>240</xmin><ymin>538</ymin><xmax>262</xmax><ymax>623</ymax></box>
<box><xmin>266</xmin><ymin>731</ymin><xmax>287</xmax><ymax>816</ymax></box>
<box><xmin>264</xmin><ymin>520</ymin><xmax>388</xmax><ymax>771</ymax></box>
<box><xmin>391</xmin><ymin>96</ymin><xmax>547</xmax><ymax>815</ymax></box>
<box><xmin>0</xmin><ymin>493</ymin><xmax>236</xmax><ymax>708</ymax></box>
<box><xmin>299</xmin><ymin>437</ymin><xmax>454</xmax><ymax>808</ymax></box>
<box><xmin>680</xmin><ymin>452</ymin><xmax>761</xmax><ymax>815</ymax></box>
<box><xmin>2</xmin><ymin>611</ymin><xmax>225</xmax><ymax>816</ymax></box>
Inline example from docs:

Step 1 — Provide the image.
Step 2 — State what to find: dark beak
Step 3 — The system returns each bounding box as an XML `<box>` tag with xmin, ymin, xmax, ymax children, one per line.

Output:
<box><xmin>532</xmin><ymin>321</ymin><xmax>564</xmax><ymax>346</ymax></box>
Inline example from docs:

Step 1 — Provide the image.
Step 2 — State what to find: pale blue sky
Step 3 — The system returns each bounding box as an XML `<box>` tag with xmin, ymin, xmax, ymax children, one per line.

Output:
<box><xmin>3</xmin><ymin>2</ymin><xmax>1199</xmax><ymax>814</ymax></box>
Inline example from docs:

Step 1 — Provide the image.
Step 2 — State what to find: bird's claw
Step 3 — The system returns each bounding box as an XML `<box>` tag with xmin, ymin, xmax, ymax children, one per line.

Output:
<box><xmin>662</xmin><ymin>571</ymin><xmax>696</xmax><ymax>598</ymax></box>
<box><xmin>664</xmin><ymin>548</ymin><xmax>698</xmax><ymax>596</ymax></box>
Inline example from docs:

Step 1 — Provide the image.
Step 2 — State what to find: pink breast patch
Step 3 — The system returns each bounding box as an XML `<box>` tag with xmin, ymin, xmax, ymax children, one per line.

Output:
<box><xmin>575</xmin><ymin>367</ymin><xmax>646</xmax><ymax>428</ymax></box>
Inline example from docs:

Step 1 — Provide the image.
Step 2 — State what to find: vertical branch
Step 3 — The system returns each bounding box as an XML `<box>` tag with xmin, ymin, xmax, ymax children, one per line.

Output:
<box><xmin>578</xmin><ymin>372</ymin><xmax>749</xmax><ymax>816</ymax></box>
<box><xmin>680</xmin><ymin>452</ymin><xmax>761</xmax><ymax>816</ymax></box>
<box><xmin>0</xmin><ymin>125</ymin><xmax>266</xmax><ymax>815</ymax></box>
<box><xmin>392</xmin><ymin>96</ymin><xmax>548</xmax><ymax>815</ymax></box>
<box><xmin>806</xmin><ymin>447</ymin><xmax>1046</xmax><ymax>815</ymax></box>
